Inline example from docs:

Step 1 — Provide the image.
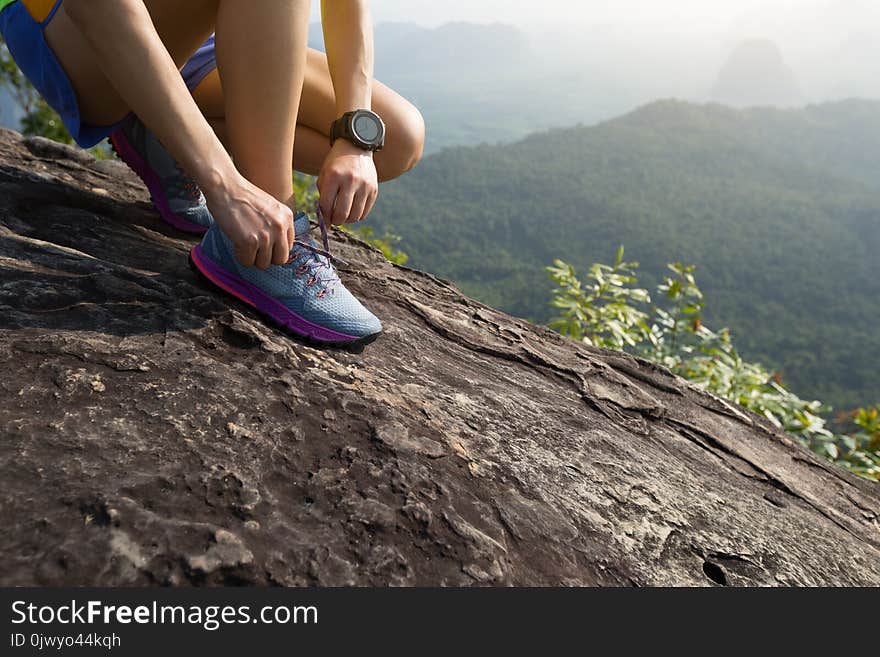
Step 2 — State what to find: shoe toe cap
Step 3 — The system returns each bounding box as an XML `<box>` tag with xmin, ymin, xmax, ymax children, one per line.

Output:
<box><xmin>354</xmin><ymin>309</ymin><xmax>383</xmax><ymax>338</ymax></box>
<box><xmin>305</xmin><ymin>287</ymin><xmax>383</xmax><ymax>339</ymax></box>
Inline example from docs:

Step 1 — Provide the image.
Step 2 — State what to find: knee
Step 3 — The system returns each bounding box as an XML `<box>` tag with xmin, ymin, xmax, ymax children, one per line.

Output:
<box><xmin>400</xmin><ymin>106</ymin><xmax>426</xmax><ymax>172</ymax></box>
<box><xmin>381</xmin><ymin>103</ymin><xmax>425</xmax><ymax>181</ymax></box>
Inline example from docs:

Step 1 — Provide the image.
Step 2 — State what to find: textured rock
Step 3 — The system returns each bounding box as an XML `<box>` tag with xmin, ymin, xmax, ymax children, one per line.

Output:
<box><xmin>0</xmin><ymin>127</ymin><xmax>878</xmax><ymax>587</ymax></box>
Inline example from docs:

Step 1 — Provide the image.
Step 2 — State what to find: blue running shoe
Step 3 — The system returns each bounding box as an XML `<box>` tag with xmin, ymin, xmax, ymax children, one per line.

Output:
<box><xmin>190</xmin><ymin>208</ymin><xmax>382</xmax><ymax>348</ymax></box>
<box><xmin>110</xmin><ymin>115</ymin><xmax>215</xmax><ymax>234</ymax></box>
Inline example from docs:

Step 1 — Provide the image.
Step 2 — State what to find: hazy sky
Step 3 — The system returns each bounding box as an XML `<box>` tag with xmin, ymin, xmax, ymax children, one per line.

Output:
<box><xmin>310</xmin><ymin>0</ymin><xmax>865</xmax><ymax>31</ymax></box>
<box><xmin>307</xmin><ymin>0</ymin><xmax>880</xmax><ymax>104</ymax></box>
<box><xmin>380</xmin><ymin>0</ymin><xmax>774</xmax><ymax>29</ymax></box>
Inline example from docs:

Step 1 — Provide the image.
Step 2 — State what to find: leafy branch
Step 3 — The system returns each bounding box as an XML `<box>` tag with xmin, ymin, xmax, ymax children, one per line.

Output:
<box><xmin>547</xmin><ymin>250</ymin><xmax>880</xmax><ymax>480</ymax></box>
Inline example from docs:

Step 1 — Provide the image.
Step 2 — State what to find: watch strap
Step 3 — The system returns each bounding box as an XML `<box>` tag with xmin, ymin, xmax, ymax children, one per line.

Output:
<box><xmin>330</xmin><ymin>110</ymin><xmax>384</xmax><ymax>151</ymax></box>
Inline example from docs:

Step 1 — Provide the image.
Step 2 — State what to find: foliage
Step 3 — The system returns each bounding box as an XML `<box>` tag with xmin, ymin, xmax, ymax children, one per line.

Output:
<box><xmin>1</xmin><ymin>37</ymin><xmax>109</xmax><ymax>157</ymax></box>
<box><xmin>19</xmin><ymin>100</ymin><xmax>74</xmax><ymax>144</ymax></box>
<box><xmin>2</xmin><ymin>38</ymin><xmax>74</xmax><ymax>144</ymax></box>
<box><xmin>370</xmin><ymin>99</ymin><xmax>880</xmax><ymax>411</ymax></box>
<box><xmin>291</xmin><ymin>172</ymin><xmax>320</xmax><ymax>209</ymax></box>
<box><xmin>547</xmin><ymin>250</ymin><xmax>880</xmax><ymax>481</ymax></box>
<box><xmin>840</xmin><ymin>406</ymin><xmax>880</xmax><ymax>479</ymax></box>
<box><xmin>547</xmin><ymin>247</ymin><xmax>649</xmax><ymax>349</ymax></box>
<box><xmin>341</xmin><ymin>224</ymin><xmax>409</xmax><ymax>265</ymax></box>
<box><xmin>293</xmin><ymin>172</ymin><xmax>408</xmax><ymax>264</ymax></box>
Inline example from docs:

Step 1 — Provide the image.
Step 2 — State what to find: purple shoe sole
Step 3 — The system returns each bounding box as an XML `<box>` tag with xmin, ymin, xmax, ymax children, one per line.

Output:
<box><xmin>109</xmin><ymin>131</ymin><xmax>208</xmax><ymax>235</ymax></box>
<box><xmin>189</xmin><ymin>244</ymin><xmax>381</xmax><ymax>349</ymax></box>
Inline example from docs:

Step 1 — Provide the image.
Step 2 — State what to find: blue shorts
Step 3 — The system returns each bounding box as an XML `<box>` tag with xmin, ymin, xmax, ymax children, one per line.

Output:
<box><xmin>0</xmin><ymin>0</ymin><xmax>218</xmax><ymax>148</ymax></box>
<box><xmin>180</xmin><ymin>34</ymin><xmax>217</xmax><ymax>93</ymax></box>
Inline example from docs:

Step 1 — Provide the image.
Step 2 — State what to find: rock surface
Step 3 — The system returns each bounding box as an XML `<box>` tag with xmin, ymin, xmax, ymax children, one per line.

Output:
<box><xmin>0</xmin><ymin>128</ymin><xmax>878</xmax><ymax>586</ymax></box>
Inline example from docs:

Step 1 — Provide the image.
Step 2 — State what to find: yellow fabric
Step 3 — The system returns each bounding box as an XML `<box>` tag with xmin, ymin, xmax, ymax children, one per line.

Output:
<box><xmin>22</xmin><ymin>0</ymin><xmax>57</xmax><ymax>23</ymax></box>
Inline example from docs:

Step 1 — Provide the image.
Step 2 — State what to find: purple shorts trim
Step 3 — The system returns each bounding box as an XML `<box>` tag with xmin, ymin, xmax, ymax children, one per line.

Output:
<box><xmin>181</xmin><ymin>34</ymin><xmax>217</xmax><ymax>92</ymax></box>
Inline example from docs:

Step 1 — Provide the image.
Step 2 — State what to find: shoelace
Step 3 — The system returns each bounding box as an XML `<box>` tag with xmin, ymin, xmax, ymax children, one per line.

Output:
<box><xmin>286</xmin><ymin>203</ymin><xmax>348</xmax><ymax>297</ymax></box>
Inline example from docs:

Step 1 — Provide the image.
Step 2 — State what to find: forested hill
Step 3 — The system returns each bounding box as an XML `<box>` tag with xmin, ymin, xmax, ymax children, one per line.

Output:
<box><xmin>371</xmin><ymin>99</ymin><xmax>880</xmax><ymax>410</ymax></box>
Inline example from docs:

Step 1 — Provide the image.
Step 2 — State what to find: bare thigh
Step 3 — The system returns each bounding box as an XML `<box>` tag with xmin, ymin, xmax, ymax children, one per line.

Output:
<box><xmin>43</xmin><ymin>0</ymin><xmax>218</xmax><ymax>127</ymax></box>
<box><xmin>192</xmin><ymin>48</ymin><xmax>425</xmax><ymax>174</ymax></box>
<box><xmin>193</xmin><ymin>48</ymin><xmax>414</xmax><ymax>127</ymax></box>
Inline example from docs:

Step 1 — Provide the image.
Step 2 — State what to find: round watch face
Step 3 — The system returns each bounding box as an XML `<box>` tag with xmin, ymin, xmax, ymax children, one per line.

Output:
<box><xmin>352</xmin><ymin>112</ymin><xmax>382</xmax><ymax>144</ymax></box>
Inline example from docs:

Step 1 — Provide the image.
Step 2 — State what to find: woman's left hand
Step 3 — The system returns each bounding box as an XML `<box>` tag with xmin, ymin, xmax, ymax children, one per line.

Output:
<box><xmin>317</xmin><ymin>140</ymin><xmax>379</xmax><ymax>225</ymax></box>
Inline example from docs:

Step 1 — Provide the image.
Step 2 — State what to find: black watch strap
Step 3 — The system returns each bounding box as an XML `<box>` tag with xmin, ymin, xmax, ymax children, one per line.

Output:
<box><xmin>329</xmin><ymin>113</ymin><xmax>351</xmax><ymax>146</ymax></box>
<box><xmin>330</xmin><ymin>110</ymin><xmax>385</xmax><ymax>152</ymax></box>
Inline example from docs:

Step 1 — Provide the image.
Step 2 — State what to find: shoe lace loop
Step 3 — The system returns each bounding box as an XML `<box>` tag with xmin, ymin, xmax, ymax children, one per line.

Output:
<box><xmin>286</xmin><ymin>202</ymin><xmax>349</xmax><ymax>294</ymax></box>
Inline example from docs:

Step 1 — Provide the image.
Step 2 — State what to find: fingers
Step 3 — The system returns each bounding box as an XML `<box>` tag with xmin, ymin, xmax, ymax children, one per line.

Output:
<box><xmin>363</xmin><ymin>187</ymin><xmax>378</xmax><ymax>221</ymax></box>
<box><xmin>318</xmin><ymin>156</ymin><xmax>379</xmax><ymax>224</ymax></box>
<box><xmin>331</xmin><ymin>183</ymin><xmax>356</xmax><ymax>226</ymax></box>
<box><xmin>317</xmin><ymin>175</ymin><xmax>338</xmax><ymax>221</ymax></box>
<box><xmin>234</xmin><ymin>230</ymin><xmax>286</xmax><ymax>270</ymax></box>
<box><xmin>286</xmin><ymin>220</ymin><xmax>296</xmax><ymax>254</ymax></box>
<box><xmin>271</xmin><ymin>232</ymin><xmax>290</xmax><ymax>266</ymax></box>
<box><xmin>224</xmin><ymin>157</ymin><xmax>379</xmax><ymax>272</ymax></box>
<box><xmin>319</xmin><ymin>178</ymin><xmax>376</xmax><ymax>224</ymax></box>
<box><xmin>234</xmin><ymin>233</ymin><xmax>259</xmax><ymax>269</ymax></box>
<box><xmin>254</xmin><ymin>231</ymin><xmax>274</xmax><ymax>270</ymax></box>
<box><xmin>249</xmin><ymin>210</ymin><xmax>292</xmax><ymax>270</ymax></box>
<box><xmin>215</xmin><ymin>176</ymin><xmax>299</xmax><ymax>270</ymax></box>
<box><xmin>350</xmin><ymin>188</ymin><xmax>369</xmax><ymax>224</ymax></box>
<box><xmin>270</xmin><ymin>205</ymin><xmax>294</xmax><ymax>266</ymax></box>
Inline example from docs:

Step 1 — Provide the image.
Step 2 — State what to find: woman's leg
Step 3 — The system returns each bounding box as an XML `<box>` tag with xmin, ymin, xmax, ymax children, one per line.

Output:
<box><xmin>46</xmin><ymin>0</ymin><xmax>311</xmax><ymax>204</ymax></box>
<box><xmin>44</xmin><ymin>0</ymin><xmax>219</xmax><ymax>128</ymax></box>
<box><xmin>213</xmin><ymin>1</ymin><xmax>309</xmax><ymax>203</ymax></box>
<box><xmin>192</xmin><ymin>49</ymin><xmax>426</xmax><ymax>183</ymax></box>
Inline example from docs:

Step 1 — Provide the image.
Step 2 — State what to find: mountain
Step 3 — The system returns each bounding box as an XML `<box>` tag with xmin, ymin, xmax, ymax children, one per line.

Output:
<box><xmin>2</xmin><ymin>128</ymin><xmax>879</xmax><ymax>586</ymax></box>
<box><xmin>371</xmin><ymin>99</ymin><xmax>880</xmax><ymax>410</ymax></box>
<box><xmin>731</xmin><ymin>0</ymin><xmax>880</xmax><ymax>102</ymax></box>
<box><xmin>308</xmin><ymin>21</ymin><xmax>643</xmax><ymax>153</ymax></box>
<box><xmin>310</xmin><ymin>20</ymin><xmax>529</xmax><ymax>73</ymax></box>
<box><xmin>304</xmin><ymin>12</ymin><xmax>880</xmax><ymax>155</ymax></box>
<box><xmin>310</xmin><ymin>21</ymin><xmax>545</xmax><ymax>153</ymax></box>
<box><xmin>712</xmin><ymin>40</ymin><xmax>803</xmax><ymax>108</ymax></box>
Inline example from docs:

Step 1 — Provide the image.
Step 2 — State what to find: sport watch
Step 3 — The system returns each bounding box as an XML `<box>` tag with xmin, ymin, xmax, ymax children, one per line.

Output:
<box><xmin>330</xmin><ymin>109</ymin><xmax>386</xmax><ymax>152</ymax></box>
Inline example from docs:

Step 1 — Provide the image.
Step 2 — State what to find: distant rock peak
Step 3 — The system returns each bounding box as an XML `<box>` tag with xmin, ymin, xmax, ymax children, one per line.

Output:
<box><xmin>712</xmin><ymin>39</ymin><xmax>804</xmax><ymax>108</ymax></box>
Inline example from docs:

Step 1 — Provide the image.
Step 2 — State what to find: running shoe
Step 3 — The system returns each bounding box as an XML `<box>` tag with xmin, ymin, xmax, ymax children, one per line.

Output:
<box><xmin>110</xmin><ymin>115</ymin><xmax>214</xmax><ymax>233</ymax></box>
<box><xmin>189</xmin><ymin>207</ymin><xmax>382</xmax><ymax>348</ymax></box>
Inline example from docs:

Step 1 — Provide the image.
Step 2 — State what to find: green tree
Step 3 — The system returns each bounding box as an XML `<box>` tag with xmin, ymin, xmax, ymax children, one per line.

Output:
<box><xmin>1</xmin><ymin>37</ymin><xmax>75</xmax><ymax>144</ymax></box>
<box><xmin>370</xmin><ymin>100</ymin><xmax>880</xmax><ymax>411</ymax></box>
<box><xmin>547</xmin><ymin>247</ymin><xmax>649</xmax><ymax>349</ymax></box>
<box><xmin>2</xmin><ymin>37</ymin><xmax>109</xmax><ymax>157</ymax></box>
<box><xmin>293</xmin><ymin>172</ymin><xmax>408</xmax><ymax>265</ymax></box>
<box><xmin>547</xmin><ymin>251</ymin><xmax>880</xmax><ymax>481</ymax></box>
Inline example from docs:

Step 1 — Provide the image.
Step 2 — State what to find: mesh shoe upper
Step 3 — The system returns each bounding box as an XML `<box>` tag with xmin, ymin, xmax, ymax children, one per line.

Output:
<box><xmin>199</xmin><ymin>213</ymin><xmax>382</xmax><ymax>338</ymax></box>
<box><xmin>119</xmin><ymin>115</ymin><xmax>214</xmax><ymax>229</ymax></box>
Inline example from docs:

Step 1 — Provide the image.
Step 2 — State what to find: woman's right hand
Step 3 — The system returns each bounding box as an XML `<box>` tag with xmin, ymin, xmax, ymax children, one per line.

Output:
<box><xmin>203</xmin><ymin>175</ymin><xmax>296</xmax><ymax>270</ymax></box>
